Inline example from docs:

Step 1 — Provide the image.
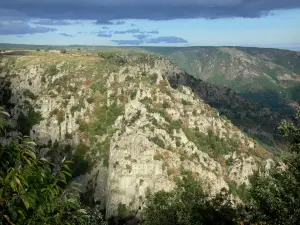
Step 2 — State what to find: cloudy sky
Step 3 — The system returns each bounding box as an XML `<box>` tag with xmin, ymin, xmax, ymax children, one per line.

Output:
<box><xmin>0</xmin><ymin>0</ymin><xmax>300</xmax><ymax>49</ymax></box>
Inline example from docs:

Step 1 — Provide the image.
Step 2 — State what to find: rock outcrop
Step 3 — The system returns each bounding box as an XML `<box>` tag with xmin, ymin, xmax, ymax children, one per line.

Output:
<box><xmin>0</xmin><ymin>51</ymin><xmax>271</xmax><ymax>218</ymax></box>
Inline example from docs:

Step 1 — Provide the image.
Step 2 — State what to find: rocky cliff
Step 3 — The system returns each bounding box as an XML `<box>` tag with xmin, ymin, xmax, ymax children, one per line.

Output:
<box><xmin>0</xmin><ymin>51</ymin><xmax>272</xmax><ymax>218</ymax></box>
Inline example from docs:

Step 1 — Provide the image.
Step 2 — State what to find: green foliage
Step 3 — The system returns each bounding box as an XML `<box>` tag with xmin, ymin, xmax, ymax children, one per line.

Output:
<box><xmin>70</xmin><ymin>100</ymin><xmax>85</xmax><ymax>115</ymax></box>
<box><xmin>183</xmin><ymin>128</ymin><xmax>238</xmax><ymax>158</ymax></box>
<box><xmin>150</xmin><ymin>136</ymin><xmax>165</xmax><ymax>149</ymax></box>
<box><xmin>17</xmin><ymin>105</ymin><xmax>42</xmax><ymax>135</ymax></box>
<box><xmin>71</xmin><ymin>142</ymin><xmax>91</xmax><ymax>177</ymax></box>
<box><xmin>117</xmin><ymin>203</ymin><xmax>129</xmax><ymax>218</ymax></box>
<box><xmin>227</xmin><ymin>181</ymin><xmax>249</xmax><ymax>203</ymax></box>
<box><xmin>167</xmin><ymin>119</ymin><xmax>182</xmax><ymax>132</ymax></box>
<box><xmin>141</xmin><ymin>171</ymin><xmax>246</xmax><ymax>225</ymax></box>
<box><xmin>130</xmin><ymin>89</ymin><xmax>137</xmax><ymax>100</ymax></box>
<box><xmin>248</xmin><ymin>104</ymin><xmax>300</xmax><ymax>225</ymax></box>
<box><xmin>0</xmin><ymin>109</ymin><xmax>88</xmax><ymax>225</ymax></box>
<box><xmin>45</xmin><ymin>64</ymin><xmax>59</xmax><ymax>77</ymax></box>
<box><xmin>92</xmin><ymin>102</ymin><xmax>123</xmax><ymax>136</ymax></box>
<box><xmin>23</xmin><ymin>90</ymin><xmax>38</xmax><ymax>100</ymax></box>
<box><xmin>90</xmin><ymin>80</ymin><xmax>107</xmax><ymax>94</ymax></box>
<box><xmin>162</xmin><ymin>101</ymin><xmax>170</xmax><ymax>109</ymax></box>
<box><xmin>150</xmin><ymin>73</ymin><xmax>158</xmax><ymax>84</ymax></box>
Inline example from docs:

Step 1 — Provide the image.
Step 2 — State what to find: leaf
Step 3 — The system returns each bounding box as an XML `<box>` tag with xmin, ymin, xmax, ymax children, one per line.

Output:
<box><xmin>17</xmin><ymin>209</ymin><xmax>26</xmax><ymax>219</ymax></box>
<box><xmin>1</xmin><ymin>111</ymin><xmax>10</xmax><ymax>117</ymax></box>
<box><xmin>40</xmin><ymin>157</ymin><xmax>48</xmax><ymax>162</ymax></box>
<box><xmin>20</xmin><ymin>195</ymin><xmax>30</xmax><ymax>209</ymax></box>
<box><xmin>77</xmin><ymin>209</ymin><xmax>87</xmax><ymax>215</ymax></box>
<box><xmin>15</xmin><ymin>177</ymin><xmax>21</xmax><ymax>186</ymax></box>
<box><xmin>5</xmin><ymin>168</ymin><xmax>15</xmax><ymax>184</ymax></box>
<box><xmin>62</xmin><ymin>170</ymin><xmax>72</xmax><ymax>177</ymax></box>
<box><xmin>24</xmin><ymin>149</ymin><xmax>36</xmax><ymax>159</ymax></box>
<box><xmin>23</xmin><ymin>156</ymin><xmax>32</xmax><ymax>166</ymax></box>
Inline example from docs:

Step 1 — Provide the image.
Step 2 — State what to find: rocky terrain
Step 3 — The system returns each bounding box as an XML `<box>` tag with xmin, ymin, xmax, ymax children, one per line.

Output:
<box><xmin>0</xmin><ymin>50</ymin><xmax>273</xmax><ymax>218</ymax></box>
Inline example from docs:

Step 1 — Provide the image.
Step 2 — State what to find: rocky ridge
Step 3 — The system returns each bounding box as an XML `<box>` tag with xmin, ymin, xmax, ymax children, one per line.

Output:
<box><xmin>0</xmin><ymin>51</ymin><xmax>271</xmax><ymax>218</ymax></box>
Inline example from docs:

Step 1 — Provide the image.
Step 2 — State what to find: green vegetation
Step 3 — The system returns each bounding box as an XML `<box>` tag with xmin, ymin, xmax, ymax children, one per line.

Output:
<box><xmin>130</xmin><ymin>89</ymin><xmax>137</xmax><ymax>100</ymax></box>
<box><xmin>90</xmin><ymin>80</ymin><xmax>107</xmax><ymax>94</ymax></box>
<box><xmin>141</xmin><ymin>171</ymin><xmax>246</xmax><ymax>225</ymax></box>
<box><xmin>17</xmin><ymin>105</ymin><xmax>42</xmax><ymax>135</ymax></box>
<box><xmin>149</xmin><ymin>136</ymin><xmax>165</xmax><ymax>149</ymax></box>
<box><xmin>71</xmin><ymin>142</ymin><xmax>91</xmax><ymax>177</ymax></box>
<box><xmin>92</xmin><ymin>102</ymin><xmax>123</xmax><ymax>136</ymax></box>
<box><xmin>23</xmin><ymin>90</ymin><xmax>38</xmax><ymax>100</ymax></box>
<box><xmin>248</xmin><ymin>103</ymin><xmax>300</xmax><ymax>224</ymax></box>
<box><xmin>45</xmin><ymin>64</ymin><xmax>59</xmax><ymax>77</ymax></box>
<box><xmin>167</xmin><ymin>119</ymin><xmax>182</xmax><ymax>132</ymax></box>
<box><xmin>150</xmin><ymin>73</ymin><xmax>158</xmax><ymax>84</ymax></box>
<box><xmin>0</xmin><ymin>107</ymin><xmax>89</xmax><ymax>225</ymax></box>
<box><xmin>142</xmin><ymin>104</ymin><xmax>300</xmax><ymax>225</ymax></box>
<box><xmin>184</xmin><ymin>128</ymin><xmax>239</xmax><ymax>158</ymax></box>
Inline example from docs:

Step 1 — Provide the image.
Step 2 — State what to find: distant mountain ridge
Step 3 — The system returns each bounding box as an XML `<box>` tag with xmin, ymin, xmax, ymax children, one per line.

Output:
<box><xmin>140</xmin><ymin>46</ymin><xmax>300</xmax><ymax>115</ymax></box>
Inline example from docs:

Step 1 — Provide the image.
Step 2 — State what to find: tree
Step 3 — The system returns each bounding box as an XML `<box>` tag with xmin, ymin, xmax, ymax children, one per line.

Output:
<box><xmin>0</xmin><ymin>107</ymin><xmax>88</xmax><ymax>224</ymax></box>
<box><xmin>249</xmin><ymin>102</ymin><xmax>300</xmax><ymax>225</ymax></box>
<box><xmin>141</xmin><ymin>171</ymin><xmax>247</xmax><ymax>225</ymax></box>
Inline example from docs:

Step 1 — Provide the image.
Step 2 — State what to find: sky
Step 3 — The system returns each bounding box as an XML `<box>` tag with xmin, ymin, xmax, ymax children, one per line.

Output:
<box><xmin>0</xmin><ymin>0</ymin><xmax>300</xmax><ymax>49</ymax></box>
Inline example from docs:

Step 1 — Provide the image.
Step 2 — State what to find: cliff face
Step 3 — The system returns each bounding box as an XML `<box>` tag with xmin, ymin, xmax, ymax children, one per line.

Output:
<box><xmin>0</xmin><ymin>51</ymin><xmax>271</xmax><ymax>217</ymax></box>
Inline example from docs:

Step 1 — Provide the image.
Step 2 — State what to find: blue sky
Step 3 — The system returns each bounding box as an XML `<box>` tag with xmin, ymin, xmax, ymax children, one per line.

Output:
<box><xmin>0</xmin><ymin>0</ymin><xmax>300</xmax><ymax>49</ymax></box>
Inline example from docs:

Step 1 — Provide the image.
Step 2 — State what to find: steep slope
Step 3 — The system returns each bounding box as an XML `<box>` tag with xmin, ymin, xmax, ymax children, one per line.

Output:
<box><xmin>0</xmin><ymin>51</ymin><xmax>272</xmax><ymax>218</ymax></box>
<box><xmin>141</xmin><ymin>46</ymin><xmax>300</xmax><ymax>114</ymax></box>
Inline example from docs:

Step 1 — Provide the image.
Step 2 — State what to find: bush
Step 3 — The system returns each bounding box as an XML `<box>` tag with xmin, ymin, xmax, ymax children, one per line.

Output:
<box><xmin>168</xmin><ymin>119</ymin><xmax>182</xmax><ymax>132</ymax></box>
<box><xmin>248</xmin><ymin>104</ymin><xmax>300</xmax><ymax>225</ymax></box>
<box><xmin>17</xmin><ymin>106</ymin><xmax>42</xmax><ymax>135</ymax></box>
<box><xmin>150</xmin><ymin>136</ymin><xmax>165</xmax><ymax>149</ymax></box>
<box><xmin>141</xmin><ymin>171</ymin><xmax>246</xmax><ymax>225</ymax></box>
<box><xmin>150</xmin><ymin>73</ymin><xmax>158</xmax><ymax>84</ymax></box>
<box><xmin>130</xmin><ymin>90</ymin><xmax>137</xmax><ymax>100</ymax></box>
<box><xmin>46</xmin><ymin>65</ymin><xmax>59</xmax><ymax>77</ymax></box>
<box><xmin>71</xmin><ymin>142</ymin><xmax>91</xmax><ymax>177</ymax></box>
<box><xmin>0</xmin><ymin>108</ymin><xmax>89</xmax><ymax>224</ymax></box>
<box><xmin>23</xmin><ymin>89</ymin><xmax>38</xmax><ymax>100</ymax></box>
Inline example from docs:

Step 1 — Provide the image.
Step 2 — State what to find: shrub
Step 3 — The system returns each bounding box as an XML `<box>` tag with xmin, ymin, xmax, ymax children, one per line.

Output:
<box><xmin>46</xmin><ymin>65</ymin><xmax>59</xmax><ymax>77</ymax></box>
<box><xmin>17</xmin><ymin>106</ymin><xmax>42</xmax><ymax>135</ymax></box>
<box><xmin>150</xmin><ymin>73</ymin><xmax>158</xmax><ymax>84</ymax></box>
<box><xmin>0</xmin><ymin>108</ymin><xmax>89</xmax><ymax>224</ymax></box>
<box><xmin>162</xmin><ymin>101</ymin><xmax>170</xmax><ymax>109</ymax></box>
<box><xmin>71</xmin><ymin>142</ymin><xmax>91</xmax><ymax>177</ymax></box>
<box><xmin>150</xmin><ymin>136</ymin><xmax>165</xmax><ymax>149</ymax></box>
<box><xmin>141</xmin><ymin>171</ymin><xmax>246</xmax><ymax>225</ymax></box>
<box><xmin>23</xmin><ymin>89</ymin><xmax>38</xmax><ymax>100</ymax></box>
<box><xmin>130</xmin><ymin>90</ymin><xmax>137</xmax><ymax>100</ymax></box>
<box><xmin>168</xmin><ymin>119</ymin><xmax>182</xmax><ymax>132</ymax></box>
